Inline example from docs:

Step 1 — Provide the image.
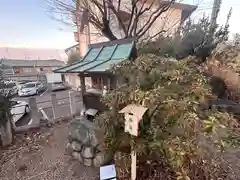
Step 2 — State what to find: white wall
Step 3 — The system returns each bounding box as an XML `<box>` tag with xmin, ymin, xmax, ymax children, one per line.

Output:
<box><xmin>64</xmin><ymin>73</ymin><xmax>93</xmax><ymax>89</ymax></box>
<box><xmin>65</xmin><ymin>73</ymin><xmax>80</xmax><ymax>89</ymax></box>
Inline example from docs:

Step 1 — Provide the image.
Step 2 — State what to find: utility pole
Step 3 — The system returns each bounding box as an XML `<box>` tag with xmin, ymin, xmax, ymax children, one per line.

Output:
<box><xmin>209</xmin><ymin>0</ymin><xmax>222</xmax><ymax>43</ymax></box>
<box><xmin>76</xmin><ymin>0</ymin><xmax>90</xmax><ymax>57</ymax></box>
<box><xmin>76</xmin><ymin>0</ymin><xmax>82</xmax><ymax>57</ymax></box>
<box><xmin>76</xmin><ymin>19</ymin><xmax>82</xmax><ymax>56</ymax></box>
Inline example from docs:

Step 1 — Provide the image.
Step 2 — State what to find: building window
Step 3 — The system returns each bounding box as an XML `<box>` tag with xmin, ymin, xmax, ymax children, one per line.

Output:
<box><xmin>14</xmin><ymin>68</ymin><xmax>23</xmax><ymax>74</ymax></box>
<box><xmin>3</xmin><ymin>68</ymin><xmax>14</xmax><ymax>75</ymax></box>
<box><xmin>23</xmin><ymin>67</ymin><xmax>34</xmax><ymax>73</ymax></box>
<box><xmin>14</xmin><ymin>68</ymin><xmax>20</xmax><ymax>74</ymax></box>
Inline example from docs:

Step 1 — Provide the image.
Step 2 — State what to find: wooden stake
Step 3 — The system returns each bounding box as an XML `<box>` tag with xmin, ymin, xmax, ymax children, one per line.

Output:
<box><xmin>131</xmin><ymin>150</ymin><xmax>137</xmax><ymax>180</ymax></box>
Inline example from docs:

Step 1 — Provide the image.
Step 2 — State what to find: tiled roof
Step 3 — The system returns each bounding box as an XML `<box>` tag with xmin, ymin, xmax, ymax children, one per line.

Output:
<box><xmin>161</xmin><ymin>1</ymin><xmax>197</xmax><ymax>11</ymax></box>
<box><xmin>0</xmin><ymin>48</ymin><xmax>67</xmax><ymax>62</ymax></box>
<box><xmin>0</xmin><ymin>59</ymin><xmax>65</xmax><ymax>67</ymax></box>
<box><xmin>65</xmin><ymin>44</ymin><xmax>79</xmax><ymax>53</ymax></box>
<box><xmin>55</xmin><ymin>38</ymin><xmax>135</xmax><ymax>73</ymax></box>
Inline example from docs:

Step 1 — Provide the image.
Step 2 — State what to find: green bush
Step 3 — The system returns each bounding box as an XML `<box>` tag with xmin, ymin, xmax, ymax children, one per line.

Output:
<box><xmin>96</xmin><ymin>54</ymin><xmax>240</xmax><ymax>179</ymax></box>
<box><xmin>175</xmin><ymin>14</ymin><xmax>230</xmax><ymax>62</ymax></box>
<box><xmin>0</xmin><ymin>95</ymin><xmax>11</xmax><ymax>127</ymax></box>
<box><xmin>0</xmin><ymin>65</ymin><xmax>11</xmax><ymax>127</ymax></box>
<box><xmin>138</xmin><ymin>12</ymin><xmax>231</xmax><ymax>63</ymax></box>
<box><xmin>138</xmin><ymin>36</ymin><xmax>177</xmax><ymax>57</ymax></box>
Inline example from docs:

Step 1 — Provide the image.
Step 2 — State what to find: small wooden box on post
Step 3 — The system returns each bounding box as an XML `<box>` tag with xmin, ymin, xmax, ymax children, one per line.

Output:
<box><xmin>119</xmin><ymin>104</ymin><xmax>148</xmax><ymax>137</ymax></box>
<box><xmin>119</xmin><ymin>104</ymin><xmax>148</xmax><ymax>180</ymax></box>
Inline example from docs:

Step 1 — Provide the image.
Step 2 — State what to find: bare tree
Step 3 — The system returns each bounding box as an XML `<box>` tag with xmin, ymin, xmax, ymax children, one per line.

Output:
<box><xmin>44</xmin><ymin>0</ymin><xmax>175</xmax><ymax>41</ymax></box>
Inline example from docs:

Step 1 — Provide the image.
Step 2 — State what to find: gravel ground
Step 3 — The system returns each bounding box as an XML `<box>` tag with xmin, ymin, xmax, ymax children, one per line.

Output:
<box><xmin>0</xmin><ymin>121</ymin><xmax>99</xmax><ymax>180</ymax></box>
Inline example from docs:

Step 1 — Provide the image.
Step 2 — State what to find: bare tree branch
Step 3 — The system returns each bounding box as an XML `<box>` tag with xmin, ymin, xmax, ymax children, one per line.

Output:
<box><xmin>43</xmin><ymin>0</ymin><xmax>179</xmax><ymax>41</ymax></box>
<box><xmin>108</xmin><ymin>1</ymin><xmax>127</xmax><ymax>36</ymax></box>
<box><xmin>126</xmin><ymin>0</ymin><xmax>137</xmax><ymax>36</ymax></box>
<box><xmin>128</xmin><ymin>0</ymin><xmax>157</xmax><ymax>37</ymax></box>
<box><xmin>137</xmin><ymin>1</ymin><xmax>175</xmax><ymax>39</ymax></box>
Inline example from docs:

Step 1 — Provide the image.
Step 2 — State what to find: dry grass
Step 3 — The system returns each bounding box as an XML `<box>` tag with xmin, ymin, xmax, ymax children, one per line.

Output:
<box><xmin>0</xmin><ymin>121</ymin><xmax>99</xmax><ymax>180</ymax></box>
<box><xmin>204</xmin><ymin>56</ymin><xmax>240</xmax><ymax>102</ymax></box>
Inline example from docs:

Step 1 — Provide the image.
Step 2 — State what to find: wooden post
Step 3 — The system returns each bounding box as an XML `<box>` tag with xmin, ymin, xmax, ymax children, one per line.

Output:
<box><xmin>107</xmin><ymin>77</ymin><xmax>111</xmax><ymax>90</ymax></box>
<box><xmin>79</xmin><ymin>74</ymin><xmax>86</xmax><ymax>116</ymax></box>
<box><xmin>51</xmin><ymin>94</ymin><xmax>58</xmax><ymax>120</ymax></box>
<box><xmin>29</xmin><ymin>97</ymin><xmax>40</xmax><ymax>125</ymax></box>
<box><xmin>119</xmin><ymin>104</ymin><xmax>148</xmax><ymax>180</ymax></box>
<box><xmin>69</xmin><ymin>91</ymin><xmax>76</xmax><ymax>116</ymax></box>
<box><xmin>79</xmin><ymin>74</ymin><xmax>86</xmax><ymax>94</ymax></box>
<box><xmin>39</xmin><ymin>107</ymin><xmax>50</xmax><ymax>122</ymax></box>
<box><xmin>131</xmin><ymin>149</ymin><xmax>137</xmax><ymax>180</ymax></box>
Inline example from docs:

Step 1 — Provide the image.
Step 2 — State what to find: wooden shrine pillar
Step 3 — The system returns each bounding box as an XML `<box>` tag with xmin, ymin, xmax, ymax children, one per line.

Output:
<box><xmin>79</xmin><ymin>73</ymin><xmax>86</xmax><ymax>114</ymax></box>
<box><xmin>79</xmin><ymin>73</ymin><xmax>86</xmax><ymax>94</ymax></box>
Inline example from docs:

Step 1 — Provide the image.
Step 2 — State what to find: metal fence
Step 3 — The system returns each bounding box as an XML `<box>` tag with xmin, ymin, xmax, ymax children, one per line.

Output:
<box><xmin>36</xmin><ymin>92</ymin><xmax>82</xmax><ymax>121</ymax></box>
<box><xmin>11</xmin><ymin>91</ymin><xmax>83</xmax><ymax>132</ymax></box>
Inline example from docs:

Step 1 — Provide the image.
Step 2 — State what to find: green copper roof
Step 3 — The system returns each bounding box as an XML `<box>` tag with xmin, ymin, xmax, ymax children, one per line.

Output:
<box><xmin>54</xmin><ymin>39</ymin><xmax>134</xmax><ymax>73</ymax></box>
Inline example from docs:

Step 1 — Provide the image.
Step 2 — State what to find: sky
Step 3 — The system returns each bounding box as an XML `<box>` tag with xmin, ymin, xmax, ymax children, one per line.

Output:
<box><xmin>0</xmin><ymin>0</ymin><xmax>76</xmax><ymax>49</ymax></box>
<box><xmin>0</xmin><ymin>0</ymin><xmax>239</xmax><ymax>49</ymax></box>
<box><xmin>189</xmin><ymin>0</ymin><xmax>240</xmax><ymax>37</ymax></box>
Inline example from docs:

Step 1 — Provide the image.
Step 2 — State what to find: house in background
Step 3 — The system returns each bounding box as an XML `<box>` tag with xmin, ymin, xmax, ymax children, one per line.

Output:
<box><xmin>0</xmin><ymin>47</ymin><xmax>67</xmax><ymax>62</ymax></box>
<box><xmin>65</xmin><ymin>44</ymin><xmax>80</xmax><ymax>56</ymax></box>
<box><xmin>63</xmin><ymin>45</ymin><xmax>84</xmax><ymax>89</ymax></box>
<box><xmin>73</xmin><ymin>1</ymin><xmax>197</xmax><ymax>57</ymax></box>
<box><xmin>55</xmin><ymin>38</ymin><xmax>135</xmax><ymax>95</ymax></box>
<box><xmin>0</xmin><ymin>59</ymin><xmax>65</xmax><ymax>81</ymax></box>
<box><xmin>63</xmin><ymin>1</ymin><xmax>197</xmax><ymax>89</ymax></box>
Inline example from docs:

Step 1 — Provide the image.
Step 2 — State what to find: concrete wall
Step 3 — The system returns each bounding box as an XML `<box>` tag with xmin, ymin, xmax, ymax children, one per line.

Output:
<box><xmin>64</xmin><ymin>73</ymin><xmax>93</xmax><ymax>89</ymax></box>
<box><xmin>137</xmin><ymin>7</ymin><xmax>182</xmax><ymax>38</ymax></box>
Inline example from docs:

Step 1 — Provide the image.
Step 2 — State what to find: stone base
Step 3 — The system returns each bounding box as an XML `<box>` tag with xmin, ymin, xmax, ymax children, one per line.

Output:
<box><xmin>84</xmin><ymin>158</ymin><xmax>93</xmax><ymax>167</ymax></box>
<box><xmin>67</xmin><ymin>117</ymin><xmax>112</xmax><ymax>167</ymax></box>
<box><xmin>72</xmin><ymin>151</ymin><xmax>83</xmax><ymax>163</ymax></box>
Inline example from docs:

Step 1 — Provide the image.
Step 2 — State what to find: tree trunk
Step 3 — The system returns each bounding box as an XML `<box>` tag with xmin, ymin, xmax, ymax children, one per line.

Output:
<box><xmin>102</xmin><ymin>18</ymin><xmax>118</xmax><ymax>41</ymax></box>
<box><xmin>0</xmin><ymin>119</ymin><xmax>13</xmax><ymax>147</ymax></box>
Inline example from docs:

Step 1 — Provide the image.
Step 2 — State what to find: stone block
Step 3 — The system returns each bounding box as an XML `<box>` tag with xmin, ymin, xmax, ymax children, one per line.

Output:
<box><xmin>66</xmin><ymin>142</ymin><xmax>71</xmax><ymax>148</ymax></box>
<box><xmin>65</xmin><ymin>143</ymin><xmax>73</xmax><ymax>155</ymax></box>
<box><xmin>93</xmin><ymin>152</ymin><xmax>111</xmax><ymax>167</ymax></box>
<box><xmin>83</xmin><ymin>158</ymin><xmax>93</xmax><ymax>167</ymax></box>
<box><xmin>71</xmin><ymin>141</ymin><xmax>82</xmax><ymax>151</ymax></box>
<box><xmin>77</xmin><ymin>129</ymin><xmax>91</xmax><ymax>144</ymax></box>
<box><xmin>69</xmin><ymin>118</ymin><xmax>101</xmax><ymax>145</ymax></box>
<box><xmin>72</xmin><ymin>151</ymin><xmax>83</xmax><ymax>163</ymax></box>
<box><xmin>89</xmin><ymin>130</ymin><xmax>98</xmax><ymax>147</ymax></box>
<box><xmin>68</xmin><ymin>134</ymin><xmax>74</xmax><ymax>143</ymax></box>
<box><xmin>82</xmin><ymin>146</ymin><xmax>95</xmax><ymax>159</ymax></box>
<box><xmin>70</xmin><ymin>128</ymin><xmax>90</xmax><ymax>144</ymax></box>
